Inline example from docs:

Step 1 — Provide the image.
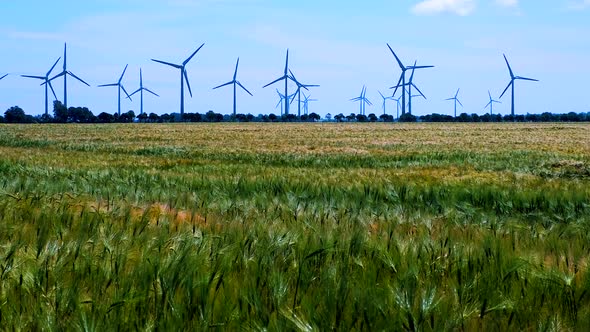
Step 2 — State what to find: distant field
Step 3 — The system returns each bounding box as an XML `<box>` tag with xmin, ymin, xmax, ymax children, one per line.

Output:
<box><xmin>1</xmin><ymin>123</ymin><xmax>589</xmax><ymax>330</ymax></box>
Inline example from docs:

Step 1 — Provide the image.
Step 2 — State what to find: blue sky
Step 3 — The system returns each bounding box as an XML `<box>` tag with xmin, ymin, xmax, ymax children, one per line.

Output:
<box><xmin>1</xmin><ymin>0</ymin><xmax>589</xmax><ymax>117</ymax></box>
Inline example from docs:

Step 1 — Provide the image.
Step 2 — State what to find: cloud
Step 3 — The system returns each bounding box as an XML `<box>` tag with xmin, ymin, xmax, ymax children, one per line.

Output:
<box><xmin>411</xmin><ymin>0</ymin><xmax>476</xmax><ymax>16</ymax></box>
<box><xmin>567</xmin><ymin>0</ymin><xmax>590</xmax><ymax>10</ymax></box>
<box><xmin>495</xmin><ymin>0</ymin><xmax>518</xmax><ymax>7</ymax></box>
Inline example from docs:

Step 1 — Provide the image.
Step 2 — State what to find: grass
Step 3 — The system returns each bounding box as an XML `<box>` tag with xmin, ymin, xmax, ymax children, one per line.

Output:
<box><xmin>0</xmin><ymin>122</ymin><xmax>589</xmax><ymax>330</ymax></box>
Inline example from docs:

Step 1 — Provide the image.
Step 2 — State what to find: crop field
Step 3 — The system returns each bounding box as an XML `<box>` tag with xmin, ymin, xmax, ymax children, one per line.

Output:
<box><xmin>0</xmin><ymin>122</ymin><xmax>589</xmax><ymax>330</ymax></box>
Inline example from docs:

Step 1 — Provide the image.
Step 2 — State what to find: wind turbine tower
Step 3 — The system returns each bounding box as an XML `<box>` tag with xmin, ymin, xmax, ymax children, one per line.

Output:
<box><xmin>98</xmin><ymin>64</ymin><xmax>132</xmax><ymax>116</ymax></box>
<box><xmin>128</xmin><ymin>69</ymin><xmax>159</xmax><ymax>115</ymax></box>
<box><xmin>445</xmin><ymin>88</ymin><xmax>463</xmax><ymax>117</ymax></box>
<box><xmin>484</xmin><ymin>90</ymin><xmax>501</xmax><ymax>116</ymax></box>
<box><xmin>499</xmin><ymin>54</ymin><xmax>538</xmax><ymax>118</ymax></box>
<box><xmin>213</xmin><ymin>58</ymin><xmax>253</xmax><ymax>117</ymax></box>
<box><xmin>21</xmin><ymin>57</ymin><xmax>61</xmax><ymax>116</ymax></box>
<box><xmin>48</xmin><ymin>43</ymin><xmax>90</xmax><ymax>109</ymax></box>
<box><xmin>387</xmin><ymin>44</ymin><xmax>433</xmax><ymax>115</ymax></box>
<box><xmin>263</xmin><ymin>50</ymin><xmax>293</xmax><ymax>115</ymax></box>
<box><xmin>288</xmin><ymin>69</ymin><xmax>319</xmax><ymax>117</ymax></box>
<box><xmin>152</xmin><ymin>43</ymin><xmax>205</xmax><ymax>119</ymax></box>
<box><xmin>350</xmin><ymin>86</ymin><xmax>372</xmax><ymax>115</ymax></box>
<box><xmin>378</xmin><ymin>91</ymin><xmax>393</xmax><ymax>115</ymax></box>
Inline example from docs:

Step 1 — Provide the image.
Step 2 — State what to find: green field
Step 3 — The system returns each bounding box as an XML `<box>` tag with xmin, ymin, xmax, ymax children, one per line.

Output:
<box><xmin>1</xmin><ymin>123</ymin><xmax>589</xmax><ymax>330</ymax></box>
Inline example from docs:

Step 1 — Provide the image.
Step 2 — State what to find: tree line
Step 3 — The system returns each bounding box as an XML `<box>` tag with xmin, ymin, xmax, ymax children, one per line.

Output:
<box><xmin>1</xmin><ymin>101</ymin><xmax>589</xmax><ymax>123</ymax></box>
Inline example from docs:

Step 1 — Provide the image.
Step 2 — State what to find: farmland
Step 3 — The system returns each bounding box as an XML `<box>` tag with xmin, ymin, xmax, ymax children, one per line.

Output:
<box><xmin>0</xmin><ymin>122</ymin><xmax>589</xmax><ymax>330</ymax></box>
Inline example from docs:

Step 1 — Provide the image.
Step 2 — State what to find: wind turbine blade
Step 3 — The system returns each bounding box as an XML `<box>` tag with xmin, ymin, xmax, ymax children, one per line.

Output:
<box><xmin>144</xmin><ymin>88</ymin><xmax>159</xmax><ymax>97</ymax></box>
<box><xmin>121</xmin><ymin>85</ymin><xmax>132</xmax><ymax>100</ymax></box>
<box><xmin>98</xmin><ymin>83</ymin><xmax>119</xmax><ymax>87</ymax></box>
<box><xmin>128</xmin><ymin>88</ymin><xmax>141</xmax><ymax>97</ymax></box>
<box><xmin>284</xmin><ymin>49</ymin><xmax>289</xmax><ymax>75</ymax></box>
<box><xmin>68</xmin><ymin>71</ymin><xmax>90</xmax><ymax>86</ymax></box>
<box><xmin>140</xmin><ymin>68</ymin><xmax>143</xmax><ymax>85</ymax></box>
<box><xmin>184</xmin><ymin>43</ymin><xmax>205</xmax><ymax>65</ymax></box>
<box><xmin>503</xmin><ymin>54</ymin><xmax>514</xmax><ymax>79</ymax></box>
<box><xmin>390</xmin><ymin>75</ymin><xmax>403</xmax><ymax>96</ymax></box>
<box><xmin>484</xmin><ymin>101</ymin><xmax>492</xmax><ymax>109</ymax></box>
<box><xmin>0</xmin><ymin>73</ymin><xmax>8</xmax><ymax>81</ymax></box>
<box><xmin>263</xmin><ymin>75</ymin><xmax>286</xmax><ymax>88</ymax></box>
<box><xmin>407</xmin><ymin>65</ymin><xmax>434</xmax><ymax>69</ymax></box>
<box><xmin>276</xmin><ymin>100</ymin><xmax>282</xmax><ymax>108</ymax></box>
<box><xmin>499</xmin><ymin>81</ymin><xmax>512</xmax><ymax>99</ymax></box>
<box><xmin>237</xmin><ymin>81</ymin><xmax>253</xmax><ymax>96</ymax></box>
<box><xmin>288</xmin><ymin>69</ymin><xmax>299</xmax><ymax>84</ymax></box>
<box><xmin>445</xmin><ymin>98</ymin><xmax>454</xmax><ymax>101</ymax></box>
<box><xmin>184</xmin><ymin>69</ymin><xmax>193</xmax><ymax>97</ymax></box>
<box><xmin>408</xmin><ymin>61</ymin><xmax>417</xmax><ymax>82</ymax></box>
<box><xmin>378</xmin><ymin>90</ymin><xmax>385</xmax><ymax>99</ymax></box>
<box><xmin>457</xmin><ymin>99</ymin><xmax>463</xmax><ymax>107</ymax></box>
<box><xmin>515</xmin><ymin>76</ymin><xmax>539</xmax><ymax>82</ymax></box>
<box><xmin>488</xmin><ymin>90</ymin><xmax>492</xmax><ymax>99</ymax></box>
<box><xmin>365</xmin><ymin>99</ymin><xmax>373</xmax><ymax>106</ymax></box>
<box><xmin>63</xmin><ymin>43</ymin><xmax>67</xmax><ymax>70</ymax></box>
<box><xmin>48</xmin><ymin>81</ymin><xmax>58</xmax><ymax>100</ymax></box>
<box><xmin>302</xmin><ymin>84</ymin><xmax>319</xmax><ymax>88</ymax></box>
<box><xmin>47</xmin><ymin>57</ymin><xmax>61</xmax><ymax>76</ymax></box>
<box><xmin>151</xmin><ymin>59</ymin><xmax>182</xmax><ymax>69</ymax></box>
<box><xmin>48</xmin><ymin>71</ymin><xmax>66</xmax><ymax>82</ymax></box>
<box><xmin>455</xmin><ymin>88</ymin><xmax>460</xmax><ymax>98</ymax></box>
<box><xmin>350</xmin><ymin>97</ymin><xmax>362</xmax><ymax>101</ymax></box>
<box><xmin>118</xmin><ymin>64</ymin><xmax>128</xmax><ymax>83</ymax></box>
<box><xmin>21</xmin><ymin>75</ymin><xmax>45</xmax><ymax>80</ymax></box>
<box><xmin>233</xmin><ymin>58</ymin><xmax>239</xmax><ymax>81</ymax></box>
<box><xmin>387</xmin><ymin>43</ymin><xmax>405</xmax><ymax>70</ymax></box>
<box><xmin>213</xmin><ymin>81</ymin><xmax>234</xmax><ymax>90</ymax></box>
<box><xmin>412</xmin><ymin>83</ymin><xmax>426</xmax><ymax>99</ymax></box>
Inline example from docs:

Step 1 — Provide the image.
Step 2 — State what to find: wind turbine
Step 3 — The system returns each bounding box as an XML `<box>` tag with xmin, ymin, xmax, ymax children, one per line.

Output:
<box><xmin>392</xmin><ymin>96</ymin><xmax>401</xmax><ymax>120</ymax></box>
<box><xmin>391</xmin><ymin>64</ymin><xmax>427</xmax><ymax>115</ymax></box>
<box><xmin>213</xmin><ymin>58</ymin><xmax>253</xmax><ymax>117</ymax></box>
<box><xmin>484</xmin><ymin>90</ymin><xmax>501</xmax><ymax>116</ymax></box>
<box><xmin>445</xmin><ymin>88</ymin><xmax>463</xmax><ymax>117</ymax></box>
<box><xmin>378</xmin><ymin>90</ymin><xmax>393</xmax><ymax>115</ymax></box>
<box><xmin>350</xmin><ymin>86</ymin><xmax>372</xmax><ymax>115</ymax></box>
<box><xmin>302</xmin><ymin>93</ymin><xmax>318</xmax><ymax>115</ymax></box>
<box><xmin>98</xmin><ymin>64</ymin><xmax>132</xmax><ymax>116</ymax></box>
<box><xmin>128</xmin><ymin>69</ymin><xmax>159</xmax><ymax>115</ymax></box>
<box><xmin>48</xmin><ymin>43</ymin><xmax>90</xmax><ymax>109</ymax></box>
<box><xmin>152</xmin><ymin>43</ymin><xmax>205</xmax><ymax>119</ymax></box>
<box><xmin>21</xmin><ymin>57</ymin><xmax>61</xmax><ymax>116</ymax></box>
<box><xmin>263</xmin><ymin>49</ymin><xmax>293</xmax><ymax>115</ymax></box>
<box><xmin>387</xmin><ymin>44</ymin><xmax>433</xmax><ymax>115</ymax></box>
<box><xmin>275</xmin><ymin>89</ymin><xmax>295</xmax><ymax>116</ymax></box>
<box><xmin>288</xmin><ymin>69</ymin><xmax>319</xmax><ymax>117</ymax></box>
<box><xmin>499</xmin><ymin>54</ymin><xmax>539</xmax><ymax>118</ymax></box>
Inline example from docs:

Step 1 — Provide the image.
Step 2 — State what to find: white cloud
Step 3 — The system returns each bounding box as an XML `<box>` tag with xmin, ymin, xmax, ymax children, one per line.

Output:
<box><xmin>412</xmin><ymin>0</ymin><xmax>476</xmax><ymax>16</ymax></box>
<box><xmin>567</xmin><ymin>0</ymin><xmax>590</xmax><ymax>10</ymax></box>
<box><xmin>495</xmin><ymin>0</ymin><xmax>518</xmax><ymax>7</ymax></box>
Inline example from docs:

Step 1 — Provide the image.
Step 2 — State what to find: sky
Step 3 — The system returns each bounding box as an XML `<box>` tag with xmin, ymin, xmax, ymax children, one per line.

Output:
<box><xmin>1</xmin><ymin>0</ymin><xmax>589</xmax><ymax>118</ymax></box>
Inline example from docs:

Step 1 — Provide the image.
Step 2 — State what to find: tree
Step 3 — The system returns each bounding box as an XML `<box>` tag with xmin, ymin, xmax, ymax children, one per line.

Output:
<box><xmin>399</xmin><ymin>113</ymin><xmax>417</xmax><ymax>122</ymax></box>
<box><xmin>69</xmin><ymin>107</ymin><xmax>95</xmax><ymax>123</ymax></box>
<box><xmin>148</xmin><ymin>113</ymin><xmax>160</xmax><ymax>123</ymax></box>
<box><xmin>334</xmin><ymin>113</ymin><xmax>345</xmax><ymax>122</ymax></box>
<box><xmin>346</xmin><ymin>113</ymin><xmax>356</xmax><ymax>122</ymax></box>
<box><xmin>0</xmin><ymin>115</ymin><xmax>4</xmax><ymax>123</ymax></box>
<box><xmin>309</xmin><ymin>112</ymin><xmax>321</xmax><ymax>122</ymax></box>
<box><xmin>4</xmin><ymin>106</ymin><xmax>27</xmax><ymax>123</ymax></box>
<box><xmin>97</xmin><ymin>112</ymin><xmax>114</xmax><ymax>123</ymax></box>
<box><xmin>367</xmin><ymin>113</ymin><xmax>378</xmax><ymax>122</ymax></box>
<box><xmin>380</xmin><ymin>114</ymin><xmax>393</xmax><ymax>122</ymax></box>
<box><xmin>325</xmin><ymin>113</ymin><xmax>332</xmax><ymax>121</ymax></box>
<box><xmin>53</xmin><ymin>101</ymin><xmax>68</xmax><ymax>123</ymax></box>
<box><xmin>268</xmin><ymin>113</ymin><xmax>277</xmax><ymax>122</ymax></box>
<box><xmin>137</xmin><ymin>113</ymin><xmax>148</xmax><ymax>123</ymax></box>
<box><xmin>356</xmin><ymin>114</ymin><xmax>367</xmax><ymax>122</ymax></box>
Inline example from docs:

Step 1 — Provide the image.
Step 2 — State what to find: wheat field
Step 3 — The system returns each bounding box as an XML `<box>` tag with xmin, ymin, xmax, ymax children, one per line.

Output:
<box><xmin>0</xmin><ymin>122</ymin><xmax>589</xmax><ymax>330</ymax></box>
